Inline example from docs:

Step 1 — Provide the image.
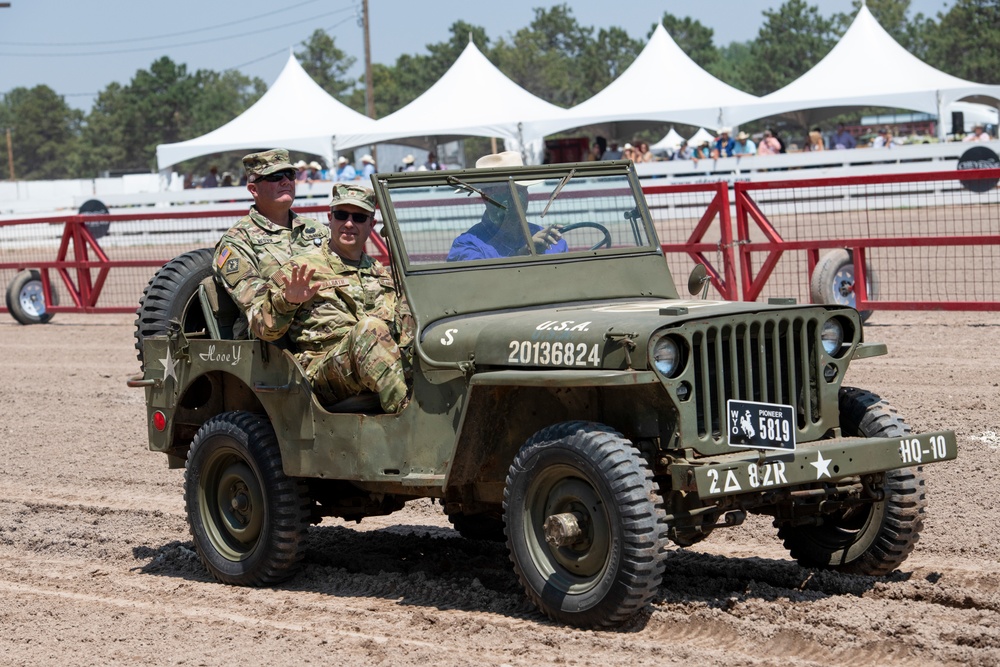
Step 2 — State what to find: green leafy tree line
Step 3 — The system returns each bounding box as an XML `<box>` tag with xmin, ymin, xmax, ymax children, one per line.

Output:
<box><xmin>1</xmin><ymin>0</ymin><xmax>997</xmax><ymax>180</ymax></box>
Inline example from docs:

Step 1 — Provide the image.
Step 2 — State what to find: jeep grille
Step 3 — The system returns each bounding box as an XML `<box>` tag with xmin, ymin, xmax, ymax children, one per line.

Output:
<box><xmin>689</xmin><ymin>315</ymin><xmax>821</xmax><ymax>440</ymax></box>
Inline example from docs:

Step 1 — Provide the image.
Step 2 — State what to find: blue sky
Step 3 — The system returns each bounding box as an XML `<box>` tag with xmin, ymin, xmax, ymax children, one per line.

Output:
<box><xmin>0</xmin><ymin>0</ymin><xmax>954</xmax><ymax>111</ymax></box>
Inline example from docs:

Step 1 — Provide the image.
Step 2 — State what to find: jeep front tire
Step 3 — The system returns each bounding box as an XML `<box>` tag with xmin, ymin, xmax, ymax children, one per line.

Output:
<box><xmin>503</xmin><ymin>421</ymin><xmax>668</xmax><ymax>628</ymax></box>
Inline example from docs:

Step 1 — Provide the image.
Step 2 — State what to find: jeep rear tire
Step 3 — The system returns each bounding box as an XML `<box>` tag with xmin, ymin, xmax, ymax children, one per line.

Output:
<box><xmin>777</xmin><ymin>387</ymin><xmax>926</xmax><ymax>575</ymax></box>
<box><xmin>504</xmin><ymin>421</ymin><xmax>667</xmax><ymax>628</ymax></box>
<box><xmin>134</xmin><ymin>248</ymin><xmax>214</xmax><ymax>368</ymax></box>
<box><xmin>185</xmin><ymin>411</ymin><xmax>310</xmax><ymax>586</ymax></box>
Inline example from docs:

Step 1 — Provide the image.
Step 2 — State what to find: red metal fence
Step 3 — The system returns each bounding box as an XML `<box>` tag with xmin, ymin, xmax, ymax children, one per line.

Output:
<box><xmin>0</xmin><ymin>203</ymin><xmax>394</xmax><ymax>319</ymax></box>
<box><xmin>731</xmin><ymin>169</ymin><xmax>1000</xmax><ymax>311</ymax></box>
<box><xmin>3</xmin><ymin>169</ymin><xmax>999</xmax><ymax>320</ymax></box>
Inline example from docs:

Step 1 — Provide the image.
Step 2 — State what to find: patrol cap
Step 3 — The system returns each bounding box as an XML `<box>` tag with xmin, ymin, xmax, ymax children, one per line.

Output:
<box><xmin>329</xmin><ymin>182</ymin><xmax>376</xmax><ymax>213</ymax></box>
<box><xmin>243</xmin><ymin>149</ymin><xmax>294</xmax><ymax>181</ymax></box>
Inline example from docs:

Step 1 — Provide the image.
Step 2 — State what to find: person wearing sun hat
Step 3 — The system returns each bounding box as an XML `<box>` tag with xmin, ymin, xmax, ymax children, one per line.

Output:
<box><xmin>713</xmin><ymin>127</ymin><xmax>736</xmax><ymax>157</ymax></box>
<box><xmin>334</xmin><ymin>155</ymin><xmax>358</xmax><ymax>182</ymax></box>
<box><xmin>247</xmin><ymin>182</ymin><xmax>411</xmax><ymax>414</ymax></box>
<box><xmin>212</xmin><ymin>148</ymin><xmax>328</xmax><ymax>324</ymax></box>
<box><xmin>446</xmin><ymin>151</ymin><xmax>568</xmax><ymax>262</ymax></box>
<box><xmin>733</xmin><ymin>130</ymin><xmax>757</xmax><ymax>156</ymax></box>
<box><xmin>360</xmin><ymin>154</ymin><xmax>377</xmax><ymax>179</ymax></box>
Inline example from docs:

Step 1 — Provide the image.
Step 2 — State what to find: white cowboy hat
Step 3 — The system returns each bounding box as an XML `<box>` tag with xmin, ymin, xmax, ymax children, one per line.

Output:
<box><xmin>294</xmin><ymin>160</ymin><xmax>308</xmax><ymax>168</ymax></box>
<box><xmin>361</xmin><ymin>154</ymin><xmax>374</xmax><ymax>163</ymax></box>
<box><xmin>475</xmin><ymin>150</ymin><xmax>524</xmax><ymax>169</ymax></box>
<box><xmin>475</xmin><ymin>151</ymin><xmax>542</xmax><ymax>186</ymax></box>
<box><xmin>308</xmin><ymin>161</ymin><xmax>322</xmax><ymax>169</ymax></box>
<box><xmin>402</xmin><ymin>154</ymin><xmax>415</xmax><ymax>164</ymax></box>
<box><xmin>337</xmin><ymin>156</ymin><xmax>349</xmax><ymax>165</ymax></box>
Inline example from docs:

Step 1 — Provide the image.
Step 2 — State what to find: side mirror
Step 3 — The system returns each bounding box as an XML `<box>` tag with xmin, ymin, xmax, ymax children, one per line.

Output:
<box><xmin>687</xmin><ymin>264</ymin><xmax>711</xmax><ymax>299</ymax></box>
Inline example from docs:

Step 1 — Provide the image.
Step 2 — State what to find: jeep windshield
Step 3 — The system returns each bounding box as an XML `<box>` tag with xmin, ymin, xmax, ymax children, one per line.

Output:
<box><xmin>375</xmin><ymin>161</ymin><xmax>659</xmax><ymax>271</ymax></box>
<box><xmin>372</xmin><ymin>161</ymin><xmax>679</xmax><ymax>323</ymax></box>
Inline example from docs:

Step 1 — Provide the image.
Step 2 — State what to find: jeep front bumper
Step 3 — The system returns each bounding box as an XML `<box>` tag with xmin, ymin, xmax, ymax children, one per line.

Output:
<box><xmin>670</xmin><ymin>430</ymin><xmax>957</xmax><ymax>500</ymax></box>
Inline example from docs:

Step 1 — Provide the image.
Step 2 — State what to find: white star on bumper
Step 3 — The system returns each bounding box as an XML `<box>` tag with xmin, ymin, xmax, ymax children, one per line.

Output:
<box><xmin>159</xmin><ymin>347</ymin><xmax>177</xmax><ymax>383</ymax></box>
<box><xmin>810</xmin><ymin>451</ymin><xmax>832</xmax><ymax>479</ymax></box>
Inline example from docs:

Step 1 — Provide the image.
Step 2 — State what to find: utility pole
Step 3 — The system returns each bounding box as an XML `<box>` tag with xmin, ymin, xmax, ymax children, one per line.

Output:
<box><xmin>362</xmin><ymin>0</ymin><xmax>377</xmax><ymax>166</ymax></box>
<box><xmin>3</xmin><ymin>5</ymin><xmax>13</xmax><ymax>178</ymax></box>
<box><xmin>5</xmin><ymin>129</ymin><xmax>13</xmax><ymax>181</ymax></box>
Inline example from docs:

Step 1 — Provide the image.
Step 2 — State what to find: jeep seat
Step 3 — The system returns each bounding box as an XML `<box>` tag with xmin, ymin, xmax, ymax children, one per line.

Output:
<box><xmin>198</xmin><ymin>276</ymin><xmax>247</xmax><ymax>340</ymax></box>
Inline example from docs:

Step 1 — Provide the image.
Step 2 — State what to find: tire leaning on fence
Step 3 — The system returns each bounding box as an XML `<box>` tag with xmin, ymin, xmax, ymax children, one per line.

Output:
<box><xmin>134</xmin><ymin>248</ymin><xmax>215</xmax><ymax>369</ymax></box>
<box><xmin>5</xmin><ymin>269</ymin><xmax>59</xmax><ymax>325</ymax></box>
<box><xmin>810</xmin><ymin>249</ymin><xmax>878</xmax><ymax>322</ymax></box>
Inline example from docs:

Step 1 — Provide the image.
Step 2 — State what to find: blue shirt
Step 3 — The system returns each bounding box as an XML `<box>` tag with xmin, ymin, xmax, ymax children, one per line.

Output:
<box><xmin>335</xmin><ymin>165</ymin><xmax>357</xmax><ymax>182</ymax></box>
<box><xmin>832</xmin><ymin>131</ymin><xmax>857</xmax><ymax>150</ymax></box>
<box><xmin>714</xmin><ymin>137</ymin><xmax>736</xmax><ymax>157</ymax></box>
<box><xmin>447</xmin><ymin>219</ymin><xmax>569</xmax><ymax>262</ymax></box>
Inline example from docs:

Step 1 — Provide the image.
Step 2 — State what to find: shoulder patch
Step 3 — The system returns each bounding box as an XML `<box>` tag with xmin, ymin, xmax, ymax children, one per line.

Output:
<box><xmin>377</xmin><ymin>276</ymin><xmax>395</xmax><ymax>288</ymax></box>
<box><xmin>216</xmin><ymin>246</ymin><xmax>232</xmax><ymax>268</ymax></box>
<box><xmin>221</xmin><ymin>257</ymin><xmax>252</xmax><ymax>287</ymax></box>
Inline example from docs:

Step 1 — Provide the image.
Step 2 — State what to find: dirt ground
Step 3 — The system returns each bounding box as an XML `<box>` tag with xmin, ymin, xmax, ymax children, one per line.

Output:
<box><xmin>1</xmin><ymin>309</ymin><xmax>999</xmax><ymax>667</ymax></box>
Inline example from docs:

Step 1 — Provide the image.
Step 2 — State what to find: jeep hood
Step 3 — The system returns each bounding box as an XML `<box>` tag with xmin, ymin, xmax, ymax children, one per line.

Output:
<box><xmin>419</xmin><ymin>298</ymin><xmax>827</xmax><ymax>371</ymax></box>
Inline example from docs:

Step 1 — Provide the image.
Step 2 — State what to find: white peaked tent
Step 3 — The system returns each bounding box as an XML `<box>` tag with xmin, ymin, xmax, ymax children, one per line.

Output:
<box><xmin>688</xmin><ymin>127</ymin><xmax>716</xmax><ymax>146</ymax></box>
<box><xmin>725</xmin><ymin>5</ymin><xmax>1000</xmax><ymax>134</ymax></box>
<box><xmin>532</xmin><ymin>24</ymin><xmax>758</xmax><ymax>137</ymax></box>
<box><xmin>333</xmin><ymin>41</ymin><xmax>569</xmax><ymax>152</ymax></box>
<box><xmin>156</xmin><ymin>53</ymin><xmax>376</xmax><ymax>170</ymax></box>
<box><xmin>650</xmin><ymin>127</ymin><xmax>685</xmax><ymax>151</ymax></box>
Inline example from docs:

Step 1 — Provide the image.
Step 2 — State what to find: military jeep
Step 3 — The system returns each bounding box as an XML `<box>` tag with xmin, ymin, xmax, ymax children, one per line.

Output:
<box><xmin>130</xmin><ymin>161</ymin><xmax>957</xmax><ymax>628</ymax></box>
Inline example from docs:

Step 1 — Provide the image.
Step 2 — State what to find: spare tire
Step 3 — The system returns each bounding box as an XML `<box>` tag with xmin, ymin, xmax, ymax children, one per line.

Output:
<box><xmin>809</xmin><ymin>249</ymin><xmax>878</xmax><ymax>322</ymax></box>
<box><xmin>134</xmin><ymin>248</ymin><xmax>214</xmax><ymax>368</ymax></box>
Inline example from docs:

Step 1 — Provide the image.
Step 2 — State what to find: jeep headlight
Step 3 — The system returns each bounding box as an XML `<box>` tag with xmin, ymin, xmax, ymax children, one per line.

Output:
<box><xmin>821</xmin><ymin>318</ymin><xmax>844</xmax><ymax>355</ymax></box>
<box><xmin>652</xmin><ymin>337</ymin><xmax>681</xmax><ymax>377</ymax></box>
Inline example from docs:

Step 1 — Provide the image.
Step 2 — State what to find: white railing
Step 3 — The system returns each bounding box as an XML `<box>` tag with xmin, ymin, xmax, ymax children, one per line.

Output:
<box><xmin>2</xmin><ymin>140</ymin><xmax>995</xmax><ymax>218</ymax></box>
<box><xmin>636</xmin><ymin>140</ymin><xmax>999</xmax><ymax>185</ymax></box>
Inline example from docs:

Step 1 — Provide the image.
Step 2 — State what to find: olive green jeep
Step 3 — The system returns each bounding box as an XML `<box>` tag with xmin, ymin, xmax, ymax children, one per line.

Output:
<box><xmin>130</xmin><ymin>160</ymin><xmax>956</xmax><ymax>628</ymax></box>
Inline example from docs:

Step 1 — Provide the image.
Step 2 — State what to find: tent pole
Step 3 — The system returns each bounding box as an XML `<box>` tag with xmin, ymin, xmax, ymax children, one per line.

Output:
<box><xmin>362</xmin><ymin>0</ymin><xmax>377</xmax><ymax>166</ymax></box>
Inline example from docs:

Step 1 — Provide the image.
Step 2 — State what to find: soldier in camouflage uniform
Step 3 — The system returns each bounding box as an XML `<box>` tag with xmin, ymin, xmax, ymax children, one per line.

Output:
<box><xmin>248</xmin><ymin>183</ymin><xmax>411</xmax><ymax>413</ymax></box>
<box><xmin>213</xmin><ymin>149</ymin><xmax>329</xmax><ymax>326</ymax></box>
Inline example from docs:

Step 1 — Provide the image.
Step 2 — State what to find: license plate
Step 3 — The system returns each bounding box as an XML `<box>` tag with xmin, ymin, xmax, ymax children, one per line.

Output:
<box><xmin>727</xmin><ymin>399</ymin><xmax>796</xmax><ymax>451</ymax></box>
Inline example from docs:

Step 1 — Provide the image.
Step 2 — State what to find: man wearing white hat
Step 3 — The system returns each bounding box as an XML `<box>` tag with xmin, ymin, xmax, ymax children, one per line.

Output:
<box><xmin>334</xmin><ymin>156</ymin><xmax>358</xmax><ymax>182</ymax></box>
<box><xmin>446</xmin><ymin>151</ymin><xmax>568</xmax><ymax>262</ymax></box>
<box><xmin>360</xmin><ymin>154</ymin><xmax>376</xmax><ymax>180</ymax></box>
<box><xmin>733</xmin><ymin>131</ymin><xmax>757</xmax><ymax>156</ymax></box>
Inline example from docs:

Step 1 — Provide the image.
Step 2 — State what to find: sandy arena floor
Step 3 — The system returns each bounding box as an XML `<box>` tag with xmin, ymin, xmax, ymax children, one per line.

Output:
<box><xmin>1</xmin><ymin>309</ymin><xmax>999</xmax><ymax>666</ymax></box>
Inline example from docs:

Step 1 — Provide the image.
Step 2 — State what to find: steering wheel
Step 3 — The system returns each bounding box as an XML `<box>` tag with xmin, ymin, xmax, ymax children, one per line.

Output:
<box><xmin>558</xmin><ymin>222</ymin><xmax>612</xmax><ymax>251</ymax></box>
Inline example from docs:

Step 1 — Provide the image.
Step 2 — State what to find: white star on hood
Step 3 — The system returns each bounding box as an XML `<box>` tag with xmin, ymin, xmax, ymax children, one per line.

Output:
<box><xmin>811</xmin><ymin>451</ymin><xmax>832</xmax><ymax>479</ymax></box>
<box><xmin>159</xmin><ymin>347</ymin><xmax>178</xmax><ymax>383</ymax></box>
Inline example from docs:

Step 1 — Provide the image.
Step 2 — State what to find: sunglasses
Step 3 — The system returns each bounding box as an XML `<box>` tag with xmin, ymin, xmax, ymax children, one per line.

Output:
<box><xmin>331</xmin><ymin>210</ymin><xmax>372</xmax><ymax>223</ymax></box>
<box><xmin>257</xmin><ymin>170</ymin><xmax>296</xmax><ymax>183</ymax></box>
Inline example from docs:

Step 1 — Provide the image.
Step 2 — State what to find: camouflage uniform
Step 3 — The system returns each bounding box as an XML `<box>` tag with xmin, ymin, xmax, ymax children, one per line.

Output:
<box><xmin>213</xmin><ymin>149</ymin><xmax>329</xmax><ymax>319</ymax></box>
<box><xmin>214</xmin><ymin>209</ymin><xmax>327</xmax><ymax>314</ymax></box>
<box><xmin>249</xmin><ymin>243</ymin><xmax>411</xmax><ymax>413</ymax></box>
